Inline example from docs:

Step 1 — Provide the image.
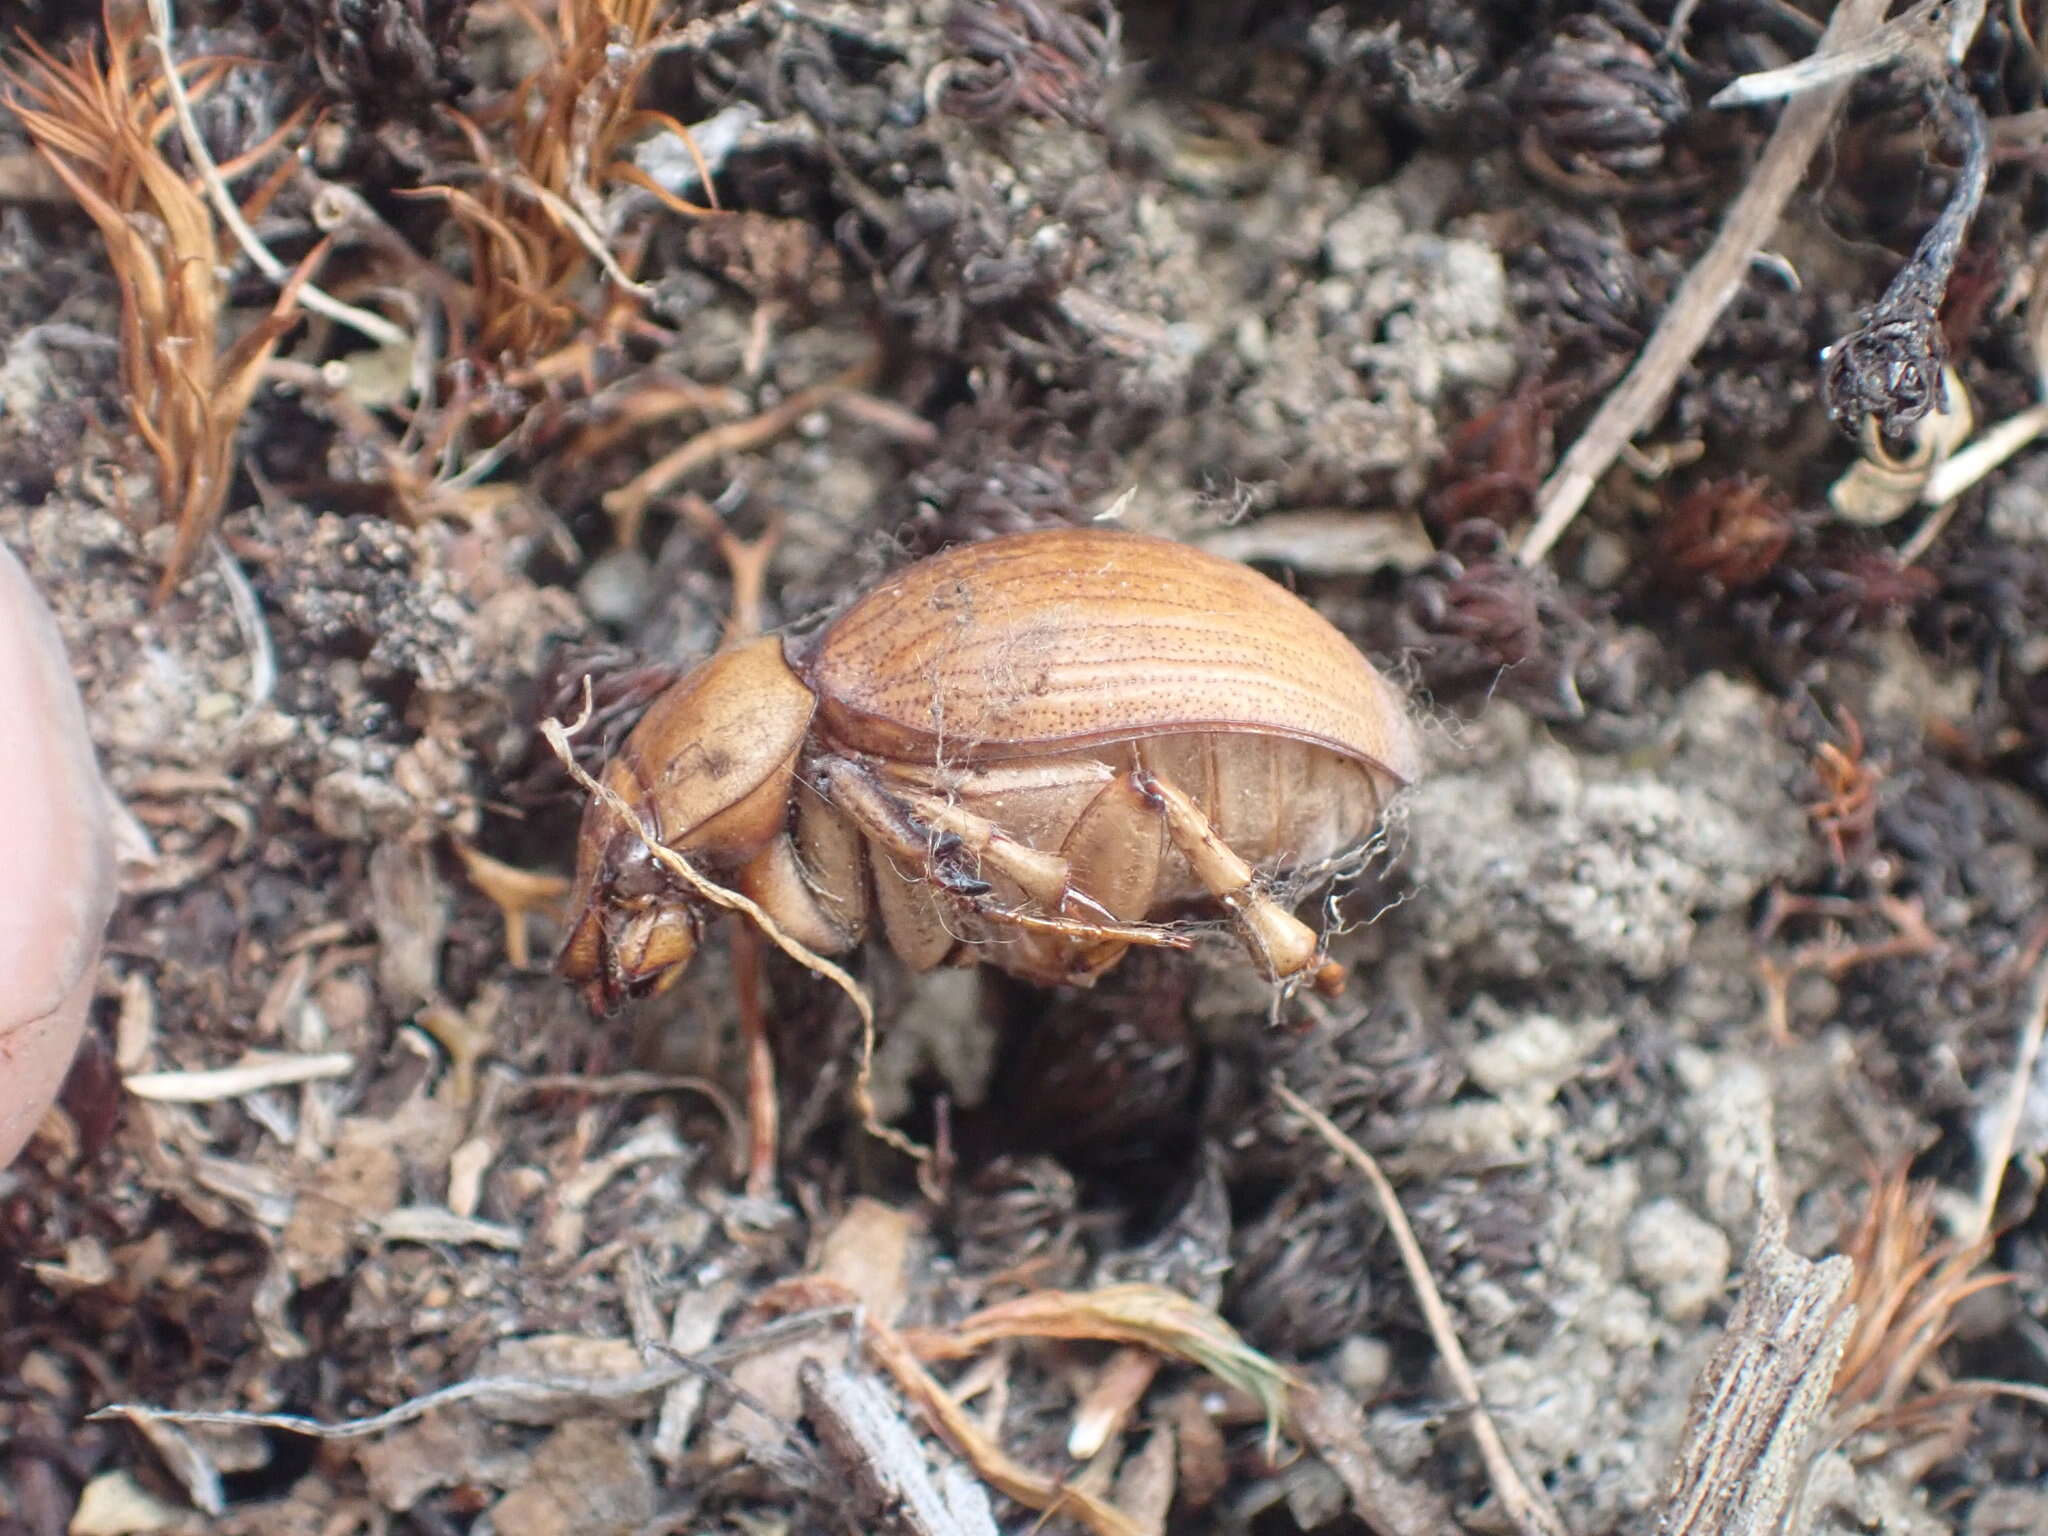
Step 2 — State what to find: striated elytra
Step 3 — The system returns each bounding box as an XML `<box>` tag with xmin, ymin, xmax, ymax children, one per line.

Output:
<box><xmin>560</xmin><ymin>527</ymin><xmax>1421</xmax><ymax>1009</ymax></box>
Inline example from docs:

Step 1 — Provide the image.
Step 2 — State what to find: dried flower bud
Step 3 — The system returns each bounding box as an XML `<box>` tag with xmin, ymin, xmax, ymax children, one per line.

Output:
<box><xmin>1425</xmin><ymin>384</ymin><xmax>1553</xmax><ymax>538</ymax></box>
<box><xmin>1228</xmin><ymin>1181</ymin><xmax>1383</xmax><ymax>1354</ymax></box>
<box><xmin>1822</xmin><ymin>309</ymin><xmax>1951</xmax><ymax>441</ymax></box>
<box><xmin>267</xmin><ymin>0</ymin><xmax>475</xmax><ymax>125</ymax></box>
<box><xmin>1659</xmin><ymin>476</ymin><xmax>1796</xmax><ymax>591</ymax></box>
<box><xmin>1517</xmin><ymin>17</ymin><xmax>1687</xmax><ymax>183</ymax></box>
<box><xmin>1821</xmin><ymin>78</ymin><xmax>1989</xmax><ymax>442</ymax></box>
<box><xmin>953</xmin><ymin>1154</ymin><xmax>1083</xmax><ymax>1282</ymax></box>
<box><xmin>1405</xmin><ymin>553</ymin><xmax>1546</xmax><ymax>671</ymax></box>
<box><xmin>1530</xmin><ymin>219</ymin><xmax>1649</xmax><ymax>348</ymax></box>
<box><xmin>939</xmin><ymin>0</ymin><xmax>1116</xmax><ymax>129</ymax></box>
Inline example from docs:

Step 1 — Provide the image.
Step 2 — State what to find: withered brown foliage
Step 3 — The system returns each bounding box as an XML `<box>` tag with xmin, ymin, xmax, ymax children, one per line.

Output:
<box><xmin>1425</xmin><ymin>380</ymin><xmax>1555</xmax><ymax>539</ymax></box>
<box><xmin>1515</xmin><ymin>14</ymin><xmax>1688</xmax><ymax>193</ymax></box>
<box><xmin>1657</xmin><ymin>476</ymin><xmax>1795</xmax><ymax>592</ymax></box>
<box><xmin>1831</xmin><ymin>1170</ymin><xmax>2010</xmax><ymax>1464</ymax></box>
<box><xmin>1402</xmin><ymin>533</ymin><xmax>1548</xmax><ymax>682</ymax></box>
<box><xmin>3</xmin><ymin>3</ymin><xmax>315</xmax><ymax>597</ymax></box>
<box><xmin>414</xmin><ymin>0</ymin><xmax>718</xmax><ymax>367</ymax></box>
<box><xmin>1780</xmin><ymin>549</ymin><xmax>1940</xmax><ymax>646</ymax></box>
<box><xmin>1804</xmin><ymin>707</ymin><xmax>1880</xmax><ymax>874</ymax></box>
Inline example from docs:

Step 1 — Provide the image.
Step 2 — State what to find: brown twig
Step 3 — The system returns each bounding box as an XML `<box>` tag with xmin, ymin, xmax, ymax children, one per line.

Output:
<box><xmin>1271</xmin><ymin>1080</ymin><xmax>1570</xmax><ymax>1536</ymax></box>
<box><xmin>601</xmin><ymin>351</ymin><xmax>884</xmax><ymax>545</ymax></box>
<box><xmin>900</xmin><ymin>1283</ymin><xmax>1295</xmax><ymax>1455</ymax></box>
<box><xmin>731</xmin><ymin>917</ymin><xmax>780</xmax><ymax>1200</ymax></box>
<box><xmin>1804</xmin><ymin>707</ymin><xmax>1879</xmax><ymax>872</ymax></box>
<box><xmin>1752</xmin><ymin>890</ymin><xmax>1946</xmax><ymax>1045</ymax></box>
<box><xmin>409</xmin><ymin>0</ymin><xmax>758</xmax><ymax>372</ymax></box>
<box><xmin>863</xmin><ymin>1318</ymin><xmax>1146</xmax><ymax>1536</ymax></box>
<box><xmin>675</xmin><ymin>490</ymin><xmax>784</xmax><ymax>645</ymax></box>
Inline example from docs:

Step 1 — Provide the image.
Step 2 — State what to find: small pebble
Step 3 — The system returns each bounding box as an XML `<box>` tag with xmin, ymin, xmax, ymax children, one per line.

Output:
<box><xmin>577</xmin><ymin>547</ymin><xmax>655</xmax><ymax>628</ymax></box>
<box><xmin>1624</xmin><ymin>1197</ymin><xmax>1731</xmax><ymax>1322</ymax></box>
<box><xmin>1332</xmin><ymin>1334</ymin><xmax>1393</xmax><ymax>1399</ymax></box>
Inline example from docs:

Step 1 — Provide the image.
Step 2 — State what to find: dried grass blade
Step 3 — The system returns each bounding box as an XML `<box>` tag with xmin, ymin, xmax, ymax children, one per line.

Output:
<box><xmin>863</xmin><ymin>1318</ymin><xmax>1147</xmax><ymax>1536</ymax></box>
<box><xmin>903</xmin><ymin>1283</ymin><xmax>1294</xmax><ymax>1453</ymax></box>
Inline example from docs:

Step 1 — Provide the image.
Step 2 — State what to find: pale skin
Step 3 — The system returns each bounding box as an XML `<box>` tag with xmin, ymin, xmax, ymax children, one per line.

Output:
<box><xmin>0</xmin><ymin>543</ymin><xmax>117</xmax><ymax>1169</ymax></box>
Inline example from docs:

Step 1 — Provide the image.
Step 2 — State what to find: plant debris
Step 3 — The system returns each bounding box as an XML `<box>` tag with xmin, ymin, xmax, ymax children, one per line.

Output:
<box><xmin>1822</xmin><ymin>78</ymin><xmax>1992</xmax><ymax>444</ymax></box>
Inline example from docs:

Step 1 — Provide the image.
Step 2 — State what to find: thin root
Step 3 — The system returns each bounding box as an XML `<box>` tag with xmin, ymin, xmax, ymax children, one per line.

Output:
<box><xmin>539</xmin><ymin>714</ymin><xmax>930</xmax><ymax>1175</ymax></box>
<box><xmin>1272</xmin><ymin>1080</ymin><xmax>1570</xmax><ymax>1536</ymax></box>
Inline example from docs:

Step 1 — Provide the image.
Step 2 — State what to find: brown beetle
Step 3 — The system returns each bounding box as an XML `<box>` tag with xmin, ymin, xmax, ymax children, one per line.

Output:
<box><xmin>559</xmin><ymin>527</ymin><xmax>1420</xmax><ymax>1009</ymax></box>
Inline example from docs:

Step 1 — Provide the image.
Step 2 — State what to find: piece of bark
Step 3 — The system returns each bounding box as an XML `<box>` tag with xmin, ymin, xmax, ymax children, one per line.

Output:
<box><xmin>653</xmin><ymin>1277</ymin><xmax>741</xmax><ymax>1466</ymax></box>
<box><xmin>706</xmin><ymin>1197</ymin><xmax>921</xmax><ymax>1465</ymax></box>
<box><xmin>1291</xmin><ymin>1380</ymin><xmax>1459</xmax><ymax>1536</ymax></box>
<box><xmin>488</xmin><ymin>1417</ymin><xmax>655</xmax><ymax>1536</ymax></box>
<box><xmin>1111</xmin><ymin>1424</ymin><xmax>1178</xmax><ymax>1536</ymax></box>
<box><xmin>1651</xmin><ymin>1204</ymin><xmax>1855</xmax><ymax>1536</ymax></box>
<box><xmin>799</xmin><ymin>1360</ymin><xmax>1000</xmax><ymax>1536</ymax></box>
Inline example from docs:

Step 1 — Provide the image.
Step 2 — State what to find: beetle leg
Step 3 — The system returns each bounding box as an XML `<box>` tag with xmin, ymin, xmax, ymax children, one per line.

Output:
<box><xmin>812</xmin><ymin>758</ymin><xmax>985</xmax><ymax>893</ymax></box>
<box><xmin>1132</xmin><ymin>768</ymin><xmax>1343</xmax><ymax>993</ymax></box>
<box><xmin>885</xmin><ymin>784</ymin><xmax>1190</xmax><ymax>947</ymax></box>
<box><xmin>733</xmin><ymin>833</ymin><xmax>860</xmax><ymax>957</ymax></box>
<box><xmin>889</xmin><ymin>788</ymin><xmax>1072</xmax><ymax>910</ymax></box>
<box><xmin>815</xmin><ymin>756</ymin><xmax>1186</xmax><ymax>958</ymax></box>
<box><xmin>728</xmin><ymin>916</ymin><xmax>779</xmax><ymax>1199</ymax></box>
<box><xmin>811</xmin><ymin>756</ymin><xmax>972</xmax><ymax>969</ymax></box>
<box><xmin>792</xmin><ymin>781</ymin><xmax>870</xmax><ymax>941</ymax></box>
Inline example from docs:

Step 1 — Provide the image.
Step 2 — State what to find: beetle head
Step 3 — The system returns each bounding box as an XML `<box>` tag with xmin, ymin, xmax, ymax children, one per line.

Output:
<box><xmin>558</xmin><ymin>636</ymin><xmax>816</xmax><ymax>1012</ymax></box>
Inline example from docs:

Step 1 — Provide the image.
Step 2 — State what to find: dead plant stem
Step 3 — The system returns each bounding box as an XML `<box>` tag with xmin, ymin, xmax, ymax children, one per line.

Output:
<box><xmin>602</xmin><ymin>351</ymin><xmax>883</xmax><ymax>542</ymax></box>
<box><xmin>146</xmin><ymin>0</ymin><xmax>408</xmax><ymax>352</ymax></box>
<box><xmin>1970</xmin><ymin>949</ymin><xmax>2048</xmax><ymax>1244</ymax></box>
<box><xmin>1271</xmin><ymin>1080</ymin><xmax>1570</xmax><ymax>1536</ymax></box>
<box><xmin>1519</xmin><ymin>0</ymin><xmax>1892</xmax><ymax>566</ymax></box>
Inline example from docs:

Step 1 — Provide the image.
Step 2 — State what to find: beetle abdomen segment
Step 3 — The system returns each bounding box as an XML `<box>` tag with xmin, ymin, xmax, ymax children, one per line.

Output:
<box><xmin>1132</xmin><ymin>733</ymin><xmax>1390</xmax><ymax>898</ymax></box>
<box><xmin>827</xmin><ymin>730</ymin><xmax>1391</xmax><ymax>985</ymax></box>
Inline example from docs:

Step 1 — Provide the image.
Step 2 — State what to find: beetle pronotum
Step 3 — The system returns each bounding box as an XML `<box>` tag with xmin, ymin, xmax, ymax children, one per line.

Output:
<box><xmin>559</xmin><ymin>526</ymin><xmax>1421</xmax><ymax>1010</ymax></box>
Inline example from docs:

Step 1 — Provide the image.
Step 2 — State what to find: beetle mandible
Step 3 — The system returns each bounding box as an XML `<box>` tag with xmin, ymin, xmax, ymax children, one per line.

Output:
<box><xmin>558</xmin><ymin>526</ymin><xmax>1421</xmax><ymax>1008</ymax></box>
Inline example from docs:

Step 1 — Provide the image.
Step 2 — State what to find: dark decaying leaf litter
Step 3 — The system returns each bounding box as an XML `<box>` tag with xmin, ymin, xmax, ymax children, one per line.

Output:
<box><xmin>9</xmin><ymin>0</ymin><xmax>2048</xmax><ymax>1531</ymax></box>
